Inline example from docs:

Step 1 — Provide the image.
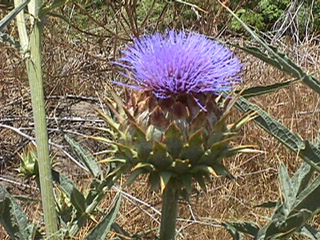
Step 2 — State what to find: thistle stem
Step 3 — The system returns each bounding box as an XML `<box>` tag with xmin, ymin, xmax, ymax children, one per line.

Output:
<box><xmin>14</xmin><ymin>0</ymin><xmax>58</xmax><ymax>238</ymax></box>
<box><xmin>159</xmin><ymin>180</ymin><xmax>179</xmax><ymax>240</ymax></box>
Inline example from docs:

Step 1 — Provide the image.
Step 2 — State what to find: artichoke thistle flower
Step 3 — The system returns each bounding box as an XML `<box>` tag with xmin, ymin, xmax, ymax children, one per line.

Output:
<box><xmin>116</xmin><ymin>30</ymin><xmax>242</xmax><ymax>98</ymax></box>
<box><xmin>96</xmin><ymin>30</ymin><xmax>255</xmax><ymax>239</ymax></box>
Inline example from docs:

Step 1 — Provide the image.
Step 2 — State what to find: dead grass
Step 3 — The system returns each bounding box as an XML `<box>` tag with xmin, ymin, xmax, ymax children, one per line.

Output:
<box><xmin>1</xmin><ymin>1</ymin><xmax>320</xmax><ymax>239</ymax></box>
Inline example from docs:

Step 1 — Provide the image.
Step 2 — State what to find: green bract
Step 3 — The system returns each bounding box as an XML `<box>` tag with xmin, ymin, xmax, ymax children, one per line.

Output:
<box><xmin>18</xmin><ymin>145</ymin><xmax>39</xmax><ymax>178</ymax></box>
<box><xmin>94</xmin><ymin>89</ymin><xmax>256</xmax><ymax>196</ymax></box>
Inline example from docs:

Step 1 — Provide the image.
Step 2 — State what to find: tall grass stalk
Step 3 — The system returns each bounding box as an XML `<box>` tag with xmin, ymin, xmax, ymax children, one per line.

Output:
<box><xmin>14</xmin><ymin>0</ymin><xmax>58</xmax><ymax>238</ymax></box>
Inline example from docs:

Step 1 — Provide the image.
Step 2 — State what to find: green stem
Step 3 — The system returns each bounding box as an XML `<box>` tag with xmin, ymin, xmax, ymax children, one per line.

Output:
<box><xmin>159</xmin><ymin>180</ymin><xmax>179</xmax><ymax>240</ymax></box>
<box><xmin>14</xmin><ymin>1</ymin><xmax>59</xmax><ymax>238</ymax></box>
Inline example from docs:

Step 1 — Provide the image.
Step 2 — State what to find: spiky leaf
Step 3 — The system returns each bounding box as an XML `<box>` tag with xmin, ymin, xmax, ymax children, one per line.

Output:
<box><xmin>148</xmin><ymin>142</ymin><xmax>172</xmax><ymax>169</ymax></box>
<box><xmin>70</xmin><ymin>187</ymin><xmax>86</xmax><ymax>214</ymax></box>
<box><xmin>212</xmin><ymin>163</ymin><xmax>234</xmax><ymax>179</ymax></box>
<box><xmin>165</xmin><ymin>123</ymin><xmax>183</xmax><ymax>159</ymax></box>
<box><xmin>179</xmin><ymin>130</ymin><xmax>204</xmax><ymax>164</ymax></box>
<box><xmin>239</xmin><ymin>80</ymin><xmax>298</xmax><ymax>98</ymax></box>
<box><xmin>170</xmin><ymin>159</ymin><xmax>190</xmax><ymax>174</ymax></box>
<box><xmin>85</xmin><ymin>194</ymin><xmax>122</xmax><ymax>240</ymax></box>
<box><xmin>200</xmin><ymin>139</ymin><xmax>231</xmax><ymax>165</ymax></box>
<box><xmin>160</xmin><ymin>171</ymin><xmax>173</xmax><ymax>193</ymax></box>
<box><xmin>132</xmin><ymin>123</ymin><xmax>152</xmax><ymax>160</ymax></box>
<box><xmin>194</xmin><ymin>174</ymin><xmax>207</xmax><ymax>192</ymax></box>
<box><xmin>148</xmin><ymin>173</ymin><xmax>160</xmax><ymax>191</ymax></box>
<box><xmin>299</xmin><ymin>225</ymin><xmax>320</xmax><ymax>240</ymax></box>
<box><xmin>52</xmin><ymin>169</ymin><xmax>81</xmax><ymax>199</ymax></box>
<box><xmin>0</xmin><ymin>183</ymin><xmax>42</xmax><ymax>240</ymax></box>
<box><xmin>279</xmin><ymin>163</ymin><xmax>295</xmax><ymax>212</ymax></box>
<box><xmin>223</xmin><ymin>221</ymin><xmax>260</xmax><ymax>239</ymax></box>
<box><xmin>181</xmin><ymin>173</ymin><xmax>192</xmax><ymax>195</ymax></box>
<box><xmin>222</xmin><ymin>3</ymin><xmax>320</xmax><ymax>95</ymax></box>
<box><xmin>291</xmin><ymin>161</ymin><xmax>314</xmax><ymax>197</ymax></box>
<box><xmin>290</xmin><ymin>174</ymin><xmax>320</xmax><ymax>215</ymax></box>
<box><xmin>256</xmin><ymin>209</ymin><xmax>312</xmax><ymax>240</ymax></box>
<box><xmin>65</xmin><ymin>134</ymin><xmax>101</xmax><ymax>177</ymax></box>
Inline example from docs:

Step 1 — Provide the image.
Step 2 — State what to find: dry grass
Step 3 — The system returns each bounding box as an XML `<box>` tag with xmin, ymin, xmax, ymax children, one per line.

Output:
<box><xmin>1</xmin><ymin>1</ymin><xmax>320</xmax><ymax>239</ymax></box>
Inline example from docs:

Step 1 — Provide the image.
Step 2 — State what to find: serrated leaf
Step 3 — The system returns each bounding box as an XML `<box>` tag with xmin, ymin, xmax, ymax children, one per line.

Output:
<box><xmin>239</xmin><ymin>79</ymin><xmax>298</xmax><ymax>98</ymax></box>
<box><xmin>236</xmin><ymin>97</ymin><xmax>304</xmax><ymax>151</ymax></box>
<box><xmin>26</xmin><ymin>223</ymin><xmax>43</xmax><ymax>240</ymax></box>
<box><xmin>0</xmin><ymin>0</ymin><xmax>30</xmax><ymax>32</ymax></box>
<box><xmin>86</xmin><ymin>177</ymin><xmax>116</xmax><ymax>207</ymax></box>
<box><xmin>254</xmin><ymin>201</ymin><xmax>279</xmax><ymax>208</ymax></box>
<box><xmin>223</xmin><ymin>222</ymin><xmax>243</xmax><ymax>240</ymax></box>
<box><xmin>85</xmin><ymin>194</ymin><xmax>122</xmax><ymax>240</ymax></box>
<box><xmin>235</xmin><ymin>96</ymin><xmax>320</xmax><ymax>172</ymax></box>
<box><xmin>291</xmin><ymin>174</ymin><xmax>320</xmax><ymax>215</ymax></box>
<box><xmin>223</xmin><ymin>222</ymin><xmax>259</xmax><ymax>239</ymax></box>
<box><xmin>0</xmin><ymin>183</ymin><xmax>42</xmax><ymax>240</ymax></box>
<box><xmin>299</xmin><ymin>224</ymin><xmax>320</xmax><ymax>240</ymax></box>
<box><xmin>111</xmin><ymin>222</ymin><xmax>131</xmax><ymax>238</ymax></box>
<box><xmin>65</xmin><ymin>135</ymin><xmax>101</xmax><ymax>177</ymax></box>
<box><xmin>52</xmin><ymin>169</ymin><xmax>80</xmax><ymax>199</ymax></box>
<box><xmin>70</xmin><ymin>187</ymin><xmax>86</xmax><ymax>214</ymax></box>
<box><xmin>291</xmin><ymin>161</ymin><xmax>314</xmax><ymax>198</ymax></box>
<box><xmin>279</xmin><ymin>163</ymin><xmax>294</xmax><ymax>212</ymax></box>
<box><xmin>257</xmin><ymin>209</ymin><xmax>312</xmax><ymax>240</ymax></box>
<box><xmin>221</xmin><ymin>3</ymin><xmax>320</xmax><ymax>95</ymax></box>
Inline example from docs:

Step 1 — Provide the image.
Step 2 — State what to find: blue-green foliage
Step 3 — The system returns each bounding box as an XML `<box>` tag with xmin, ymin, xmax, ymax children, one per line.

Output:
<box><xmin>224</xmin><ymin>5</ymin><xmax>320</xmax><ymax>239</ymax></box>
<box><xmin>231</xmin><ymin>0</ymin><xmax>320</xmax><ymax>35</ymax></box>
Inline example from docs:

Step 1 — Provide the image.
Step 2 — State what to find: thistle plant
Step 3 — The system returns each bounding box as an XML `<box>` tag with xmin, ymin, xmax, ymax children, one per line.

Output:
<box><xmin>96</xmin><ymin>30</ymin><xmax>256</xmax><ymax>239</ymax></box>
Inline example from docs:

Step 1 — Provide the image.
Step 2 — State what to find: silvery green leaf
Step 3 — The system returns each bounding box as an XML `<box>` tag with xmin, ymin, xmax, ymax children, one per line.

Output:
<box><xmin>85</xmin><ymin>194</ymin><xmax>122</xmax><ymax>240</ymax></box>
<box><xmin>0</xmin><ymin>183</ymin><xmax>42</xmax><ymax>240</ymax></box>
<box><xmin>0</xmin><ymin>0</ymin><xmax>30</xmax><ymax>32</ymax></box>
<box><xmin>65</xmin><ymin>134</ymin><xmax>101</xmax><ymax>177</ymax></box>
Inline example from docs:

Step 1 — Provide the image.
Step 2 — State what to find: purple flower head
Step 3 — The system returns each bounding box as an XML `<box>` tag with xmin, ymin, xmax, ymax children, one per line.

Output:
<box><xmin>116</xmin><ymin>30</ymin><xmax>242</xmax><ymax>98</ymax></box>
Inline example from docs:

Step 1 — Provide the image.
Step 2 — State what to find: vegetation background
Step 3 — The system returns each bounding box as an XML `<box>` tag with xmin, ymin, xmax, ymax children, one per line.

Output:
<box><xmin>1</xmin><ymin>0</ymin><xmax>320</xmax><ymax>239</ymax></box>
